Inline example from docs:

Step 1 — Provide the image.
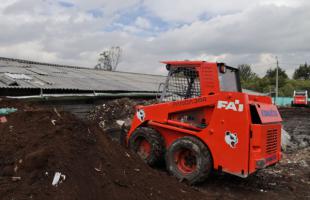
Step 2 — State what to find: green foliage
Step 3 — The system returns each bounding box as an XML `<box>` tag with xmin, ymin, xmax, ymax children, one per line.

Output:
<box><xmin>238</xmin><ymin>64</ymin><xmax>258</xmax><ymax>83</ymax></box>
<box><xmin>293</xmin><ymin>63</ymin><xmax>310</xmax><ymax>80</ymax></box>
<box><xmin>265</xmin><ymin>67</ymin><xmax>288</xmax><ymax>79</ymax></box>
<box><xmin>264</xmin><ymin>67</ymin><xmax>288</xmax><ymax>88</ymax></box>
<box><xmin>281</xmin><ymin>79</ymin><xmax>310</xmax><ymax>96</ymax></box>
<box><xmin>239</xmin><ymin>64</ymin><xmax>310</xmax><ymax>97</ymax></box>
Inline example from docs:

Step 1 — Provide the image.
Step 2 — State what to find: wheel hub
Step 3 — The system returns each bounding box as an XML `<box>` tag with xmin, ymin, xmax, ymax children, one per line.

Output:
<box><xmin>175</xmin><ymin>149</ymin><xmax>197</xmax><ymax>174</ymax></box>
<box><xmin>137</xmin><ymin>139</ymin><xmax>151</xmax><ymax>159</ymax></box>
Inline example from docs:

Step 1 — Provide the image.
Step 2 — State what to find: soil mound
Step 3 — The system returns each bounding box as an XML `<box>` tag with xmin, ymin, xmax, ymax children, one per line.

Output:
<box><xmin>0</xmin><ymin>101</ymin><xmax>207</xmax><ymax>200</ymax></box>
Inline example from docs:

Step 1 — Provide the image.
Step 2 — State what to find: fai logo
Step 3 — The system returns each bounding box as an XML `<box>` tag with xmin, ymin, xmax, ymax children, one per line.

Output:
<box><xmin>217</xmin><ymin>100</ymin><xmax>244</xmax><ymax>112</ymax></box>
<box><xmin>225</xmin><ymin>131</ymin><xmax>238</xmax><ymax>148</ymax></box>
<box><xmin>136</xmin><ymin>109</ymin><xmax>145</xmax><ymax>122</ymax></box>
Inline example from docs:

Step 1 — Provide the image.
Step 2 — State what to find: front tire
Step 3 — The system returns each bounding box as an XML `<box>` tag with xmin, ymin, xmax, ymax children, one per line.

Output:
<box><xmin>128</xmin><ymin>127</ymin><xmax>165</xmax><ymax>166</ymax></box>
<box><xmin>166</xmin><ymin>136</ymin><xmax>212</xmax><ymax>185</ymax></box>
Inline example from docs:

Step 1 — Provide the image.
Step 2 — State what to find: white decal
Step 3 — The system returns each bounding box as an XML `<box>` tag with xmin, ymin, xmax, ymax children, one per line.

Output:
<box><xmin>217</xmin><ymin>100</ymin><xmax>244</xmax><ymax>112</ymax></box>
<box><xmin>136</xmin><ymin>109</ymin><xmax>145</xmax><ymax>122</ymax></box>
<box><xmin>225</xmin><ymin>131</ymin><xmax>238</xmax><ymax>148</ymax></box>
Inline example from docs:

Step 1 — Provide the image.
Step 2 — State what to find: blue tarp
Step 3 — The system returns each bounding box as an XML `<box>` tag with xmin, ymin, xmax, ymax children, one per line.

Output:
<box><xmin>273</xmin><ymin>97</ymin><xmax>293</xmax><ymax>106</ymax></box>
<box><xmin>0</xmin><ymin>108</ymin><xmax>18</xmax><ymax>115</ymax></box>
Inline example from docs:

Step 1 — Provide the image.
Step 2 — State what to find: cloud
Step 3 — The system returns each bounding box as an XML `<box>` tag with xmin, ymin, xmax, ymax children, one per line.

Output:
<box><xmin>143</xmin><ymin>0</ymin><xmax>306</xmax><ymax>23</ymax></box>
<box><xmin>135</xmin><ymin>17</ymin><xmax>151</xmax><ymax>29</ymax></box>
<box><xmin>0</xmin><ymin>0</ymin><xmax>309</xmax><ymax>78</ymax></box>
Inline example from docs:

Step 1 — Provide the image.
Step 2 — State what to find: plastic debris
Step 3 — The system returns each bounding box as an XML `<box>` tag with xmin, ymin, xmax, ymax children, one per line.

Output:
<box><xmin>116</xmin><ymin>120</ymin><xmax>125</xmax><ymax>126</ymax></box>
<box><xmin>0</xmin><ymin>108</ymin><xmax>17</xmax><ymax>116</ymax></box>
<box><xmin>281</xmin><ymin>128</ymin><xmax>291</xmax><ymax>151</ymax></box>
<box><xmin>0</xmin><ymin>116</ymin><xmax>7</xmax><ymax>123</ymax></box>
<box><xmin>94</xmin><ymin>168</ymin><xmax>101</xmax><ymax>172</ymax></box>
<box><xmin>11</xmin><ymin>177</ymin><xmax>21</xmax><ymax>182</ymax></box>
<box><xmin>51</xmin><ymin>120</ymin><xmax>57</xmax><ymax>126</ymax></box>
<box><xmin>52</xmin><ymin>172</ymin><xmax>66</xmax><ymax>186</ymax></box>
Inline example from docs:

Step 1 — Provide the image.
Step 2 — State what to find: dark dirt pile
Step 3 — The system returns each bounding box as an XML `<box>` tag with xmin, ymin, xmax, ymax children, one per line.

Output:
<box><xmin>0</xmin><ymin>100</ymin><xmax>209</xmax><ymax>200</ymax></box>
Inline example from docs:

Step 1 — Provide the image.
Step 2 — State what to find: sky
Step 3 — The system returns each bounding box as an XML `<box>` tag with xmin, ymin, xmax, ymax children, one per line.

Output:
<box><xmin>0</xmin><ymin>0</ymin><xmax>309</xmax><ymax>77</ymax></box>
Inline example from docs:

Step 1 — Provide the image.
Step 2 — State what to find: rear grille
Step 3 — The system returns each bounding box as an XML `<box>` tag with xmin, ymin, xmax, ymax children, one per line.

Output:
<box><xmin>266</xmin><ymin>129</ymin><xmax>278</xmax><ymax>155</ymax></box>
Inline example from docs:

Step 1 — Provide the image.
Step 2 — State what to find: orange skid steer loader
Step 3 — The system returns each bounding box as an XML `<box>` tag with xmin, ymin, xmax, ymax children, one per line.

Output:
<box><xmin>291</xmin><ymin>90</ymin><xmax>308</xmax><ymax>107</ymax></box>
<box><xmin>126</xmin><ymin>61</ymin><xmax>282</xmax><ymax>184</ymax></box>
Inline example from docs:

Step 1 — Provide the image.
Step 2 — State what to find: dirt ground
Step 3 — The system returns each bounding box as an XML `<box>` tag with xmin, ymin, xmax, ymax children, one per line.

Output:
<box><xmin>279</xmin><ymin>107</ymin><xmax>310</xmax><ymax>151</ymax></box>
<box><xmin>0</xmin><ymin>99</ymin><xmax>209</xmax><ymax>200</ymax></box>
<box><xmin>0</xmin><ymin>98</ymin><xmax>309</xmax><ymax>200</ymax></box>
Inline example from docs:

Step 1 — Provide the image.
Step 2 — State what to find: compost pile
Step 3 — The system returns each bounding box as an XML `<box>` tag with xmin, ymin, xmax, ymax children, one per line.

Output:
<box><xmin>89</xmin><ymin>98</ymin><xmax>156</xmax><ymax>131</ymax></box>
<box><xmin>0</xmin><ymin>99</ymin><xmax>207</xmax><ymax>200</ymax></box>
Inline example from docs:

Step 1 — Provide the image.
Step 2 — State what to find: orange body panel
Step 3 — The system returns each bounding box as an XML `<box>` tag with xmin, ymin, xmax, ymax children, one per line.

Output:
<box><xmin>127</xmin><ymin>61</ymin><xmax>282</xmax><ymax>178</ymax></box>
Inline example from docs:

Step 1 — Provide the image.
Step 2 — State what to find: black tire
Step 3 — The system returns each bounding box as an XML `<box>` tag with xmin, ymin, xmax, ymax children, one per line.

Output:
<box><xmin>104</xmin><ymin>126</ymin><xmax>128</xmax><ymax>146</ymax></box>
<box><xmin>119</xmin><ymin>125</ymin><xmax>128</xmax><ymax>147</ymax></box>
<box><xmin>166</xmin><ymin>136</ymin><xmax>212</xmax><ymax>185</ymax></box>
<box><xmin>104</xmin><ymin>127</ymin><xmax>123</xmax><ymax>142</ymax></box>
<box><xmin>128</xmin><ymin>127</ymin><xmax>165</xmax><ymax>166</ymax></box>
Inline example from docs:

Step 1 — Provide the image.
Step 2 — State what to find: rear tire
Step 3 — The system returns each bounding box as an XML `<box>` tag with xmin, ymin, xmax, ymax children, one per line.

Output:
<box><xmin>166</xmin><ymin>136</ymin><xmax>212</xmax><ymax>185</ymax></box>
<box><xmin>128</xmin><ymin>127</ymin><xmax>165</xmax><ymax>166</ymax></box>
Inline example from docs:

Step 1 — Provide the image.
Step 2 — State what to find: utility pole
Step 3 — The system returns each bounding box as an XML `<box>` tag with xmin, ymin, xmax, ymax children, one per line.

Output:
<box><xmin>275</xmin><ymin>56</ymin><xmax>279</xmax><ymax>105</ymax></box>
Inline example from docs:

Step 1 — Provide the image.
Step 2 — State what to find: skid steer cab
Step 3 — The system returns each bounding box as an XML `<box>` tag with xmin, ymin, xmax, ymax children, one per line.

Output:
<box><xmin>126</xmin><ymin>61</ymin><xmax>282</xmax><ymax>184</ymax></box>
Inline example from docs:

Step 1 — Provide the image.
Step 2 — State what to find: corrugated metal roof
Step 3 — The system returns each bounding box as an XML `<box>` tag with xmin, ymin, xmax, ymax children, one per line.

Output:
<box><xmin>0</xmin><ymin>57</ymin><xmax>166</xmax><ymax>92</ymax></box>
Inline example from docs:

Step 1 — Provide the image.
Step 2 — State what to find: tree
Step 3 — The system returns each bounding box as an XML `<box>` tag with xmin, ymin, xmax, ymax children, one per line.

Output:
<box><xmin>238</xmin><ymin>64</ymin><xmax>258</xmax><ymax>82</ymax></box>
<box><xmin>263</xmin><ymin>67</ymin><xmax>289</xmax><ymax>96</ymax></box>
<box><xmin>265</xmin><ymin>67</ymin><xmax>288</xmax><ymax>79</ymax></box>
<box><xmin>95</xmin><ymin>46</ymin><xmax>122</xmax><ymax>71</ymax></box>
<box><xmin>293</xmin><ymin>63</ymin><xmax>310</xmax><ymax>80</ymax></box>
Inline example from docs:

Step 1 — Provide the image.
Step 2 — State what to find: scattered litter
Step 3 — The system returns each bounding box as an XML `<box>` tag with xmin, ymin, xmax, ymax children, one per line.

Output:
<box><xmin>99</xmin><ymin>121</ymin><xmax>105</xmax><ymax>129</ymax></box>
<box><xmin>53</xmin><ymin>107</ymin><xmax>61</xmax><ymax>118</ymax></box>
<box><xmin>125</xmin><ymin>152</ymin><xmax>130</xmax><ymax>158</ymax></box>
<box><xmin>52</xmin><ymin>172</ymin><xmax>66</xmax><ymax>186</ymax></box>
<box><xmin>180</xmin><ymin>189</ymin><xmax>186</xmax><ymax>193</ymax></box>
<box><xmin>299</xmin><ymin>160</ymin><xmax>308</xmax><ymax>167</ymax></box>
<box><xmin>134</xmin><ymin>168</ymin><xmax>140</xmax><ymax>172</ymax></box>
<box><xmin>51</xmin><ymin>119</ymin><xmax>56</xmax><ymax>126</ymax></box>
<box><xmin>116</xmin><ymin>120</ymin><xmax>125</xmax><ymax>126</ymax></box>
<box><xmin>281</xmin><ymin>128</ymin><xmax>291</xmax><ymax>151</ymax></box>
<box><xmin>11</xmin><ymin>177</ymin><xmax>21</xmax><ymax>182</ymax></box>
<box><xmin>0</xmin><ymin>116</ymin><xmax>7</xmax><ymax>123</ymax></box>
<box><xmin>94</xmin><ymin>168</ymin><xmax>101</xmax><ymax>172</ymax></box>
<box><xmin>14</xmin><ymin>165</ymin><xmax>18</xmax><ymax>173</ymax></box>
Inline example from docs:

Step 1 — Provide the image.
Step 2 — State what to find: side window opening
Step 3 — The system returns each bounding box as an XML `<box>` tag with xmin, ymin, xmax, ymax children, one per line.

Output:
<box><xmin>218</xmin><ymin>65</ymin><xmax>241</xmax><ymax>92</ymax></box>
<box><xmin>160</xmin><ymin>67</ymin><xmax>200</xmax><ymax>102</ymax></box>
